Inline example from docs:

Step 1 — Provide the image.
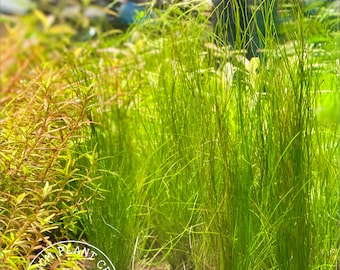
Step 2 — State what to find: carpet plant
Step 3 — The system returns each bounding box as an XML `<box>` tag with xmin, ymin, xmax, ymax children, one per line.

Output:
<box><xmin>1</xmin><ymin>0</ymin><xmax>339</xmax><ymax>269</ymax></box>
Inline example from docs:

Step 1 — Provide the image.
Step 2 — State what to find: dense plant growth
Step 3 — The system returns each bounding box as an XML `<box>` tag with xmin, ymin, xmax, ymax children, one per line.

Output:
<box><xmin>0</xmin><ymin>0</ymin><xmax>339</xmax><ymax>269</ymax></box>
<box><xmin>0</xmin><ymin>16</ymin><xmax>101</xmax><ymax>269</ymax></box>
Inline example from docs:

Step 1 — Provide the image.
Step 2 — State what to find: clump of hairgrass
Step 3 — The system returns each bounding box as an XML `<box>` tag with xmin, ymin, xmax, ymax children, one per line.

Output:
<box><xmin>0</xmin><ymin>15</ymin><xmax>100</xmax><ymax>269</ymax></box>
<box><xmin>73</xmin><ymin>3</ymin><xmax>216</xmax><ymax>268</ymax></box>
<box><xmin>71</xmin><ymin>0</ymin><xmax>339</xmax><ymax>269</ymax></box>
<box><xmin>72</xmin><ymin>39</ymin><xmax>156</xmax><ymax>270</ymax></box>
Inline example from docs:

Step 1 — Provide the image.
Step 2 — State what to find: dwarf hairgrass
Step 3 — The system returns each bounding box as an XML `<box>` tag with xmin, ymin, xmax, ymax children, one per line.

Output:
<box><xmin>67</xmin><ymin>3</ymin><xmax>334</xmax><ymax>269</ymax></box>
<box><xmin>77</xmin><ymin>1</ymin><xmax>339</xmax><ymax>268</ymax></box>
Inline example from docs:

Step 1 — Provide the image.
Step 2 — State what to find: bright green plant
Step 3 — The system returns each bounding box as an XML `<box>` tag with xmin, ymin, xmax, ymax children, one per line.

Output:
<box><xmin>79</xmin><ymin>0</ymin><xmax>339</xmax><ymax>269</ymax></box>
